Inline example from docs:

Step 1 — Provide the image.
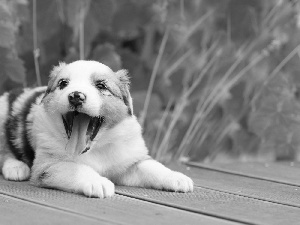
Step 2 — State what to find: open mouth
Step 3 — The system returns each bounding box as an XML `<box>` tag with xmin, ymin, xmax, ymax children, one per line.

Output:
<box><xmin>62</xmin><ymin>111</ymin><xmax>104</xmax><ymax>154</ymax></box>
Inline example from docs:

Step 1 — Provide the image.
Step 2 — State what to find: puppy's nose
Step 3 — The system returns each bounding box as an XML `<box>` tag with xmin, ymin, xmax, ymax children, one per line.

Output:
<box><xmin>68</xmin><ymin>91</ymin><xmax>86</xmax><ymax>107</ymax></box>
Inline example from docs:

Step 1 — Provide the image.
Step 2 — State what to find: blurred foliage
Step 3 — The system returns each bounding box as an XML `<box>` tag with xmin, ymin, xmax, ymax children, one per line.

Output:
<box><xmin>0</xmin><ymin>0</ymin><xmax>26</xmax><ymax>91</ymax></box>
<box><xmin>1</xmin><ymin>0</ymin><xmax>300</xmax><ymax>163</ymax></box>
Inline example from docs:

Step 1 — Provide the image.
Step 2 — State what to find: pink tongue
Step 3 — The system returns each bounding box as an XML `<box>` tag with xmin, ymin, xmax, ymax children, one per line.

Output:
<box><xmin>65</xmin><ymin>114</ymin><xmax>90</xmax><ymax>155</ymax></box>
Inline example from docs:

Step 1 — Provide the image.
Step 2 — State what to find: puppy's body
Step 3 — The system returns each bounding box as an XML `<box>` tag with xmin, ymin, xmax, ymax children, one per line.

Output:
<box><xmin>0</xmin><ymin>60</ymin><xmax>193</xmax><ymax>198</ymax></box>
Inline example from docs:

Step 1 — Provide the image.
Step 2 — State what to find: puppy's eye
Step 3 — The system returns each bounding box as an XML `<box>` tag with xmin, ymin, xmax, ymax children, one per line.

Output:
<box><xmin>58</xmin><ymin>79</ymin><xmax>69</xmax><ymax>90</ymax></box>
<box><xmin>96</xmin><ymin>81</ymin><xmax>107</xmax><ymax>90</ymax></box>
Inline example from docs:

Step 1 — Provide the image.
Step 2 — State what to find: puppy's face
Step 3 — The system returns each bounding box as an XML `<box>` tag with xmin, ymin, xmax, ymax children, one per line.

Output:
<box><xmin>42</xmin><ymin>60</ymin><xmax>133</xmax><ymax>152</ymax></box>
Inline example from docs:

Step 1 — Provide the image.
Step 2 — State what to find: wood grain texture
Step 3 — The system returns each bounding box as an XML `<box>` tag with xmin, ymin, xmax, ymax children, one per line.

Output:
<box><xmin>0</xmin><ymin>194</ymin><xmax>104</xmax><ymax>225</ymax></box>
<box><xmin>0</xmin><ymin>176</ymin><xmax>237</xmax><ymax>225</ymax></box>
<box><xmin>116</xmin><ymin>185</ymin><xmax>300</xmax><ymax>225</ymax></box>
<box><xmin>168</xmin><ymin>163</ymin><xmax>300</xmax><ymax>208</ymax></box>
<box><xmin>187</xmin><ymin>161</ymin><xmax>300</xmax><ymax>186</ymax></box>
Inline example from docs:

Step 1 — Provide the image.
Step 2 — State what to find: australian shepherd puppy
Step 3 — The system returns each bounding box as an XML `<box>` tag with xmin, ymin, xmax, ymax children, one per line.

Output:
<box><xmin>0</xmin><ymin>60</ymin><xmax>193</xmax><ymax>198</ymax></box>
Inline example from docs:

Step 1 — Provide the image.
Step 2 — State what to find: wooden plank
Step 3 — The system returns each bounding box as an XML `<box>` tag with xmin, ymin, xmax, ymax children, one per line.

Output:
<box><xmin>187</xmin><ymin>161</ymin><xmax>300</xmax><ymax>186</ymax></box>
<box><xmin>168</xmin><ymin>163</ymin><xmax>300</xmax><ymax>208</ymax></box>
<box><xmin>0</xmin><ymin>177</ymin><xmax>237</xmax><ymax>225</ymax></box>
<box><xmin>0</xmin><ymin>194</ymin><xmax>103</xmax><ymax>225</ymax></box>
<box><xmin>116</xmin><ymin>182</ymin><xmax>300</xmax><ymax>225</ymax></box>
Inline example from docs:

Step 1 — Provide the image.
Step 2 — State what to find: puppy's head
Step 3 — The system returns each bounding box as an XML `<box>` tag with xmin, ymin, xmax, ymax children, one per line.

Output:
<box><xmin>42</xmin><ymin>60</ymin><xmax>133</xmax><ymax>145</ymax></box>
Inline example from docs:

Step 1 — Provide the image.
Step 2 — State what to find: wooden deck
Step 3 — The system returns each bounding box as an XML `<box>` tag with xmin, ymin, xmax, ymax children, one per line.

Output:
<box><xmin>1</xmin><ymin>162</ymin><xmax>300</xmax><ymax>225</ymax></box>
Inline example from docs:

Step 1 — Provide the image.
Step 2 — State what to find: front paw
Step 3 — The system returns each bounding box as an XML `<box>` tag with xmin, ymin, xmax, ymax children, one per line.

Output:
<box><xmin>163</xmin><ymin>171</ymin><xmax>194</xmax><ymax>193</ymax></box>
<box><xmin>2</xmin><ymin>158</ymin><xmax>30</xmax><ymax>181</ymax></box>
<box><xmin>80</xmin><ymin>175</ymin><xmax>115</xmax><ymax>198</ymax></box>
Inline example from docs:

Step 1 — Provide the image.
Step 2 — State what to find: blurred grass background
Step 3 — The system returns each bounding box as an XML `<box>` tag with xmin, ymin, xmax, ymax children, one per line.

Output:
<box><xmin>1</xmin><ymin>0</ymin><xmax>300</xmax><ymax>163</ymax></box>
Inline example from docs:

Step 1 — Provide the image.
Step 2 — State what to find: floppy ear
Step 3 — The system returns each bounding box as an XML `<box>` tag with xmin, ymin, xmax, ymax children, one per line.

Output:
<box><xmin>116</xmin><ymin>69</ymin><xmax>133</xmax><ymax>116</ymax></box>
<box><xmin>42</xmin><ymin>62</ymin><xmax>66</xmax><ymax>102</ymax></box>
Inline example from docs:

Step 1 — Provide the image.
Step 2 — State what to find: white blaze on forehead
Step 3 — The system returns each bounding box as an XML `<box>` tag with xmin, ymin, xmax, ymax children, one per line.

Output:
<box><xmin>65</xmin><ymin>60</ymin><xmax>115</xmax><ymax>80</ymax></box>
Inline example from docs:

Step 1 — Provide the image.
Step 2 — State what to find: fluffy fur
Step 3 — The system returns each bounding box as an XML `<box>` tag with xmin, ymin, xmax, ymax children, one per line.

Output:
<box><xmin>0</xmin><ymin>60</ymin><xmax>193</xmax><ymax>198</ymax></box>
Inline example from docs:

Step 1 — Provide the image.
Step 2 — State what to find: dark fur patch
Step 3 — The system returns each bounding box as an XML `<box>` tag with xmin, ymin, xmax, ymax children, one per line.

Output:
<box><xmin>8</xmin><ymin>88</ymin><xmax>24</xmax><ymax>111</ymax></box>
<box><xmin>6</xmin><ymin>89</ymin><xmax>45</xmax><ymax>167</ymax></box>
<box><xmin>42</xmin><ymin>62</ymin><xmax>66</xmax><ymax>102</ymax></box>
<box><xmin>115</xmin><ymin>70</ymin><xmax>132</xmax><ymax>116</ymax></box>
<box><xmin>5</xmin><ymin>89</ymin><xmax>25</xmax><ymax>163</ymax></box>
<box><xmin>42</xmin><ymin>79</ymin><xmax>56</xmax><ymax>101</ymax></box>
<box><xmin>99</xmin><ymin>84</ymin><xmax>133</xmax><ymax>116</ymax></box>
<box><xmin>22</xmin><ymin>90</ymin><xmax>46</xmax><ymax>166</ymax></box>
<box><xmin>122</xmin><ymin>95</ymin><xmax>132</xmax><ymax>116</ymax></box>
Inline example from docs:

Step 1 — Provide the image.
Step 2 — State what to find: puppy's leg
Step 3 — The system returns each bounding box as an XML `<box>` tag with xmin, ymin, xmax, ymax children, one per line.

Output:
<box><xmin>117</xmin><ymin>159</ymin><xmax>193</xmax><ymax>192</ymax></box>
<box><xmin>2</xmin><ymin>154</ymin><xmax>30</xmax><ymax>181</ymax></box>
<box><xmin>31</xmin><ymin>157</ymin><xmax>115</xmax><ymax>198</ymax></box>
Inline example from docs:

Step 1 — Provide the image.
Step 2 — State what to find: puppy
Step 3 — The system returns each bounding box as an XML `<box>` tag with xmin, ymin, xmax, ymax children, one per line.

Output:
<box><xmin>0</xmin><ymin>60</ymin><xmax>193</xmax><ymax>198</ymax></box>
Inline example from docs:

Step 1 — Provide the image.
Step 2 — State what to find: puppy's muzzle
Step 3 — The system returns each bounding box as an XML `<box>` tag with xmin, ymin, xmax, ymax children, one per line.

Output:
<box><xmin>68</xmin><ymin>91</ymin><xmax>86</xmax><ymax>108</ymax></box>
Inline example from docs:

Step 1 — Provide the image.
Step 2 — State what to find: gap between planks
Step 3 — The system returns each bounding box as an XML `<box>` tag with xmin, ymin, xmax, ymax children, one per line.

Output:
<box><xmin>0</xmin><ymin>177</ymin><xmax>238</xmax><ymax>225</ymax></box>
<box><xmin>115</xmin><ymin>189</ymin><xmax>254</xmax><ymax>225</ymax></box>
<box><xmin>169</xmin><ymin>162</ymin><xmax>300</xmax><ymax>209</ymax></box>
<box><xmin>115</xmin><ymin>184</ymin><xmax>300</xmax><ymax>225</ymax></box>
<box><xmin>186</xmin><ymin>161</ymin><xmax>300</xmax><ymax>187</ymax></box>
<box><xmin>0</xmin><ymin>190</ymin><xmax>242</xmax><ymax>225</ymax></box>
<box><xmin>0</xmin><ymin>193</ymin><xmax>110</xmax><ymax>225</ymax></box>
<box><xmin>0</xmin><ymin>191</ymin><xmax>119</xmax><ymax>224</ymax></box>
